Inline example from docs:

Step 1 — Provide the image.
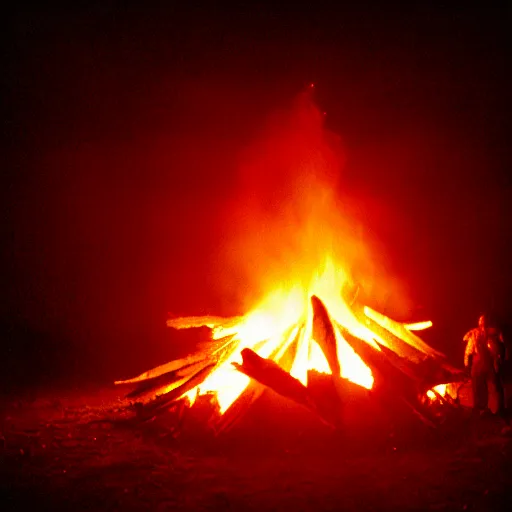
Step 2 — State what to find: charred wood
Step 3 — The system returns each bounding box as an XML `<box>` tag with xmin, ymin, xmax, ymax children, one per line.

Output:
<box><xmin>311</xmin><ymin>295</ymin><xmax>345</xmax><ymax>402</ymax></box>
<box><xmin>139</xmin><ymin>363</ymin><xmax>217</xmax><ymax>419</ymax></box>
<box><xmin>212</xmin><ymin>327</ymin><xmax>302</xmax><ymax>434</ymax></box>
<box><xmin>232</xmin><ymin>348</ymin><xmax>335</xmax><ymax>428</ymax></box>
<box><xmin>340</xmin><ymin>329</ymin><xmax>439</xmax><ymax>427</ymax></box>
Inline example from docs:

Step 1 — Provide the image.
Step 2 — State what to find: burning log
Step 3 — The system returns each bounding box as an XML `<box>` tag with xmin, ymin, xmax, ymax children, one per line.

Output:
<box><xmin>140</xmin><ymin>363</ymin><xmax>217</xmax><ymax>418</ymax></box>
<box><xmin>351</xmin><ymin>305</ymin><xmax>426</xmax><ymax>363</ymax></box>
<box><xmin>123</xmin><ymin>360</ymin><xmax>213</xmax><ymax>400</ymax></box>
<box><xmin>233</xmin><ymin>349</ymin><xmax>314</xmax><ymax>409</ymax></box>
<box><xmin>115</xmin><ymin>353</ymin><xmax>211</xmax><ymax>386</ymax></box>
<box><xmin>166</xmin><ymin>316</ymin><xmax>243</xmax><ymax>330</ymax></box>
<box><xmin>363</xmin><ymin>306</ymin><xmax>445</xmax><ymax>359</ymax></box>
<box><xmin>373</xmin><ymin>338</ymin><xmax>464</xmax><ymax>389</ymax></box>
<box><xmin>214</xmin><ymin>327</ymin><xmax>305</xmax><ymax>433</ymax></box>
<box><xmin>311</xmin><ymin>296</ymin><xmax>340</xmax><ymax>376</ymax></box>
<box><xmin>232</xmin><ymin>348</ymin><xmax>335</xmax><ymax>428</ymax></box>
<box><xmin>339</xmin><ymin>328</ymin><xmax>420</xmax><ymax>392</ymax></box>
<box><xmin>116</xmin><ymin>334</ymin><xmax>241</xmax><ymax>404</ymax></box>
<box><xmin>311</xmin><ymin>295</ymin><xmax>345</xmax><ymax>403</ymax></box>
<box><xmin>373</xmin><ymin>341</ymin><xmax>423</xmax><ymax>381</ymax></box>
<box><xmin>339</xmin><ymin>329</ymin><xmax>438</xmax><ymax>427</ymax></box>
<box><xmin>373</xmin><ymin>342</ymin><xmax>463</xmax><ymax>409</ymax></box>
<box><xmin>369</xmin><ymin>339</ymin><xmax>466</xmax><ymax>407</ymax></box>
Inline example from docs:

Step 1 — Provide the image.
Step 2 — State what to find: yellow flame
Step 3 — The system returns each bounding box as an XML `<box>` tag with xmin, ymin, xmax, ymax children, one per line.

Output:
<box><xmin>426</xmin><ymin>384</ymin><xmax>447</xmax><ymax>400</ymax></box>
<box><xmin>174</xmin><ymin>256</ymin><xmax>432</xmax><ymax>413</ymax></box>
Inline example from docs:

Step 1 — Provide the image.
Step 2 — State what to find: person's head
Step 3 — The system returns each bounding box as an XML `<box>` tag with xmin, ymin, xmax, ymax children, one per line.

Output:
<box><xmin>478</xmin><ymin>314</ymin><xmax>487</xmax><ymax>330</ymax></box>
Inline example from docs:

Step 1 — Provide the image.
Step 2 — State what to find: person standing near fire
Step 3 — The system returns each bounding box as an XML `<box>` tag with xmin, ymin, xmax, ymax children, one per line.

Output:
<box><xmin>464</xmin><ymin>314</ymin><xmax>506</xmax><ymax>416</ymax></box>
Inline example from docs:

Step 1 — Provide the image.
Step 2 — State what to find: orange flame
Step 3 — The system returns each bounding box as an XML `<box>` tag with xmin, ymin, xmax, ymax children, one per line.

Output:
<box><xmin>178</xmin><ymin>257</ymin><xmax>435</xmax><ymax>413</ymax></box>
<box><xmin>427</xmin><ymin>384</ymin><xmax>447</xmax><ymax>401</ymax></box>
<box><xmin>141</xmin><ymin>95</ymin><xmax>441</xmax><ymax>415</ymax></box>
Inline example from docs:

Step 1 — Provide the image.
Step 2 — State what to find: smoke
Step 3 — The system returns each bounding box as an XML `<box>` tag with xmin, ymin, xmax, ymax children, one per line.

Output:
<box><xmin>214</xmin><ymin>91</ymin><xmax>411</xmax><ymax>315</ymax></box>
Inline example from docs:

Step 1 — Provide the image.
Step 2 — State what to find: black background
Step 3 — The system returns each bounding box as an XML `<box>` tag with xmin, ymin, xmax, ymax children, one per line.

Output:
<box><xmin>2</xmin><ymin>3</ymin><xmax>510</xmax><ymax>391</ymax></box>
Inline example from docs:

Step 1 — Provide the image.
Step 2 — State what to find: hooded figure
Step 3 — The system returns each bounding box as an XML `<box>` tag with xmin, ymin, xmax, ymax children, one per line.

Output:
<box><xmin>464</xmin><ymin>314</ymin><xmax>505</xmax><ymax>415</ymax></box>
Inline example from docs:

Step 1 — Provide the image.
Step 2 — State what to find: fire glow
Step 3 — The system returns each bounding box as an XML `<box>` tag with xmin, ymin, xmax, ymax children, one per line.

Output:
<box><xmin>116</xmin><ymin>93</ymin><xmax>458</xmax><ymax>427</ymax></box>
<box><xmin>168</xmin><ymin>259</ymin><xmax>436</xmax><ymax>413</ymax></box>
<box><xmin>116</xmin><ymin>266</ymin><xmax>446</xmax><ymax>419</ymax></box>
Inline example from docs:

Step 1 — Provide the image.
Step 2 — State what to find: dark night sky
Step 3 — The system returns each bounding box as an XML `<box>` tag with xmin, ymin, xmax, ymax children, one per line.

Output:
<box><xmin>2</xmin><ymin>3</ymin><xmax>510</xmax><ymax>389</ymax></box>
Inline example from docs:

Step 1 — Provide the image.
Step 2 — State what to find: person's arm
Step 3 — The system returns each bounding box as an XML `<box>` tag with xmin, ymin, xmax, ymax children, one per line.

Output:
<box><xmin>464</xmin><ymin>334</ymin><xmax>474</xmax><ymax>369</ymax></box>
<box><xmin>463</xmin><ymin>330</ymin><xmax>473</xmax><ymax>348</ymax></box>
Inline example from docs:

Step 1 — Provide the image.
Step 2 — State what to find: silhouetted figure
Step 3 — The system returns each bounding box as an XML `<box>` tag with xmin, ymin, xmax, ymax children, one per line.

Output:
<box><xmin>464</xmin><ymin>315</ymin><xmax>505</xmax><ymax>415</ymax></box>
<box><xmin>464</xmin><ymin>314</ymin><xmax>505</xmax><ymax>416</ymax></box>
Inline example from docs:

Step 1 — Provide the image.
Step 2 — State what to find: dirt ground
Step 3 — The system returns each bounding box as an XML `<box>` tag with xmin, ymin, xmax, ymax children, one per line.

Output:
<box><xmin>1</xmin><ymin>385</ymin><xmax>512</xmax><ymax>512</ymax></box>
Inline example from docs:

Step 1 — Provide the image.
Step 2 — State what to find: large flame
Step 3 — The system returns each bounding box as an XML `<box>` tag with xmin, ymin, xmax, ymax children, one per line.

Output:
<box><xmin>180</xmin><ymin>256</ymin><xmax>434</xmax><ymax>413</ymax></box>
<box><xmin>120</xmin><ymin>93</ymin><xmax>444</xmax><ymax>418</ymax></box>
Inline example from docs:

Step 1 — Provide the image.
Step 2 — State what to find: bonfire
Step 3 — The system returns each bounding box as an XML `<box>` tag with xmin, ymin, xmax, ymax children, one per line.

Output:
<box><xmin>115</xmin><ymin>94</ymin><xmax>465</xmax><ymax>432</ymax></box>
<box><xmin>116</xmin><ymin>258</ymin><xmax>464</xmax><ymax>431</ymax></box>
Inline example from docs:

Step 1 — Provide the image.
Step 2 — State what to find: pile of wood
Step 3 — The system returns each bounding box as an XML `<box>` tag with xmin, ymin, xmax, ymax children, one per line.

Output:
<box><xmin>115</xmin><ymin>296</ymin><xmax>466</xmax><ymax>432</ymax></box>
